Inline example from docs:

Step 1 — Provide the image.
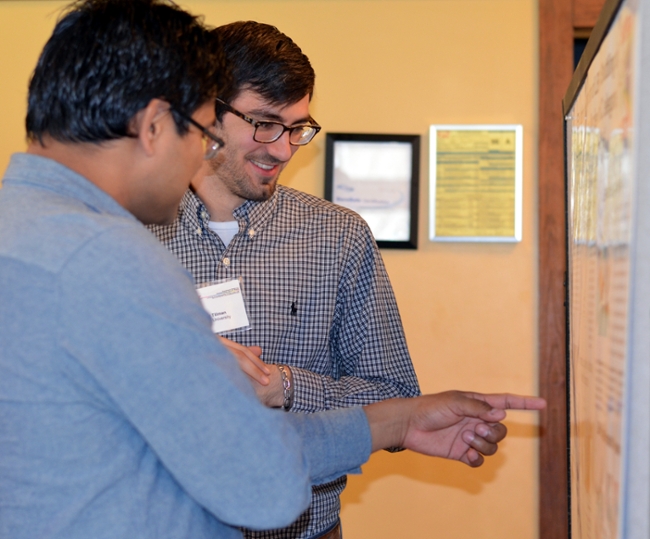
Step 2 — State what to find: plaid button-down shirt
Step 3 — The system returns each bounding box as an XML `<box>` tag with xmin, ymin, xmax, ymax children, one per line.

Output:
<box><xmin>149</xmin><ymin>186</ymin><xmax>420</xmax><ymax>539</ymax></box>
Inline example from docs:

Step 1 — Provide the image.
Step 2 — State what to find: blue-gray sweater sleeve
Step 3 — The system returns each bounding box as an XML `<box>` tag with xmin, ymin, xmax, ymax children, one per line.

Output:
<box><xmin>285</xmin><ymin>407</ymin><xmax>371</xmax><ymax>484</ymax></box>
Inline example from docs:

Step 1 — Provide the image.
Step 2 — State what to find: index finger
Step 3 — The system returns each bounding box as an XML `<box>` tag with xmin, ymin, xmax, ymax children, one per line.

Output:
<box><xmin>466</xmin><ymin>392</ymin><xmax>547</xmax><ymax>411</ymax></box>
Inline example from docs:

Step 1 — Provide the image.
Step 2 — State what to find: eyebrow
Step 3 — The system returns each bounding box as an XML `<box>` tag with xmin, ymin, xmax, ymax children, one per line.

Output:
<box><xmin>246</xmin><ymin>107</ymin><xmax>311</xmax><ymax>126</ymax></box>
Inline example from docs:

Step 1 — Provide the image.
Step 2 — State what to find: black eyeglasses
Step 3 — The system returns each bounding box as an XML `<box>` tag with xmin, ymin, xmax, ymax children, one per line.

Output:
<box><xmin>173</xmin><ymin>109</ymin><xmax>224</xmax><ymax>160</ymax></box>
<box><xmin>216</xmin><ymin>98</ymin><xmax>321</xmax><ymax>146</ymax></box>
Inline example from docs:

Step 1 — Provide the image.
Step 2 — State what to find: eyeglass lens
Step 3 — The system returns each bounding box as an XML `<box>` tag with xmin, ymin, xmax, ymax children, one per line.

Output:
<box><xmin>203</xmin><ymin>125</ymin><xmax>221</xmax><ymax>160</ymax></box>
<box><xmin>253</xmin><ymin>123</ymin><xmax>318</xmax><ymax>145</ymax></box>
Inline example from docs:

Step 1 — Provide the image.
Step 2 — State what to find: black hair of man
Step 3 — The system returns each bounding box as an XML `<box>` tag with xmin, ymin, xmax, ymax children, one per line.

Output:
<box><xmin>212</xmin><ymin>21</ymin><xmax>315</xmax><ymax>119</ymax></box>
<box><xmin>26</xmin><ymin>0</ymin><xmax>227</xmax><ymax>145</ymax></box>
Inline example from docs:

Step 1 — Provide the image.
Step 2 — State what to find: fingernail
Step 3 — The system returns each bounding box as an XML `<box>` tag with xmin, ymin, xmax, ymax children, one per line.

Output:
<box><xmin>462</xmin><ymin>431</ymin><xmax>475</xmax><ymax>444</ymax></box>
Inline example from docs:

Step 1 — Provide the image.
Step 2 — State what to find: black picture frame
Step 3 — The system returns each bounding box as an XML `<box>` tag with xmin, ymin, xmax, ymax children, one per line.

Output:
<box><xmin>324</xmin><ymin>133</ymin><xmax>420</xmax><ymax>249</ymax></box>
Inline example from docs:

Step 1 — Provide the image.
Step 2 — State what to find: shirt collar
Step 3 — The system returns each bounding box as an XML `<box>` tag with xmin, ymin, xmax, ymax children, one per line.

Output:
<box><xmin>181</xmin><ymin>187</ymin><xmax>280</xmax><ymax>240</ymax></box>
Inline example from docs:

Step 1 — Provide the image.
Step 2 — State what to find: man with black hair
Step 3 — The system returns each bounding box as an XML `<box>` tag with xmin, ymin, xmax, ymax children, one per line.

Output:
<box><xmin>149</xmin><ymin>21</ymin><xmax>421</xmax><ymax>539</ymax></box>
<box><xmin>0</xmin><ymin>3</ymin><xmax>545</xmax><ymax>538</ymax></box>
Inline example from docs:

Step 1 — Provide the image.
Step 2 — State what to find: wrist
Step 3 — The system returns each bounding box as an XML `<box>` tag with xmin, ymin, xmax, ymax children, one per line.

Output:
<box><xmin>363</xmin><ymin>398</ymin><xmax>412</xmax><ymax>452</ymax></box>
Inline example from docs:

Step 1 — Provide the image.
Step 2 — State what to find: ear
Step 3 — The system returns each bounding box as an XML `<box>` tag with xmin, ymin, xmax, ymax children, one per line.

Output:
<box><xmin>129</xmin><ymin>99</ymin><xmax>171</xmax><ymax>157</ymax></box>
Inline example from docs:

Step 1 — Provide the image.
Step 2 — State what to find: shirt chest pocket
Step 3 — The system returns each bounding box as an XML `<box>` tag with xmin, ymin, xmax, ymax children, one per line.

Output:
<box><xmin>240</xmin><ymin>289</ymin><xmax>302</xmax><ymax>345</ymax></box>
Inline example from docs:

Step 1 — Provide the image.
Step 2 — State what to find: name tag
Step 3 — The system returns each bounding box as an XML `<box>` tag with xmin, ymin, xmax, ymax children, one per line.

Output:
<box><xmin>197</xmin><ymin>279</ymin><xmax>250</xmax><ymax>334</ymax></box>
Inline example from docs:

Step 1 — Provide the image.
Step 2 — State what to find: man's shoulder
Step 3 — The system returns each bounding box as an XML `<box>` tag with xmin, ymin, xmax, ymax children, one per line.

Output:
<box><xmin>1</xmin><ymin>188</ymin><xmax>150</xmax><ymax>277</ymax></box>
<box><xmin>276</xmin><ymin>186</ymin><xmax>367</xmax><ymax>225</ymax></box>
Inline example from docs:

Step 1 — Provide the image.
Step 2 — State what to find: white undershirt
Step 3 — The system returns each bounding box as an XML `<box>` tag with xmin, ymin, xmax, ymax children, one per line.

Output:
<box><xmin>208</xmin><ymin>220</ymin><xmax>239</xmax><ymax>247</ymax></box>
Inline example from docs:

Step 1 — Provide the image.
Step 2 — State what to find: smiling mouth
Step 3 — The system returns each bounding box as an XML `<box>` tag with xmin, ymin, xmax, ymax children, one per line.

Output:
<box><xmin>250</xmin><ymin>158</ymin><xmax>283</xmax><ymax>171</ymax></box>
<box><xmin>254</xmin><ymin>162</ymin><xmax>274</xmax><ymax>171</ymax></box>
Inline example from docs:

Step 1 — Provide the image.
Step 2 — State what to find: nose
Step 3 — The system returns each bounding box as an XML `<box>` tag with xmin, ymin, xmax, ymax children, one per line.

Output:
<box><xmin>265</xmin><ymin>130</ymin><xmax>295</xmax><ymax>162</ymax></box>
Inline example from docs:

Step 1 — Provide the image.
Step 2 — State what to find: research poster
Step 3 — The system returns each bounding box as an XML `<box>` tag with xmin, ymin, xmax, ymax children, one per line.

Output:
<box><xmin>565</xmin><ymin>2</ymin><xmax>637</xmax><ymax>538</ymax></box>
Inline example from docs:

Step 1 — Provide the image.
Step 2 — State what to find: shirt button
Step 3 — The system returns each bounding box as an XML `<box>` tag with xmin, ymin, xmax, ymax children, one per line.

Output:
<box><xmin>222</xmin><ymin>257</ymin><xmax>230</xmax><ymax>266</ymax></box>
<box><xmin>248</xmin><ymin>228</ymin><xmax>256</xmax><ymax>238</ymax></box>
<box><xmin>195</xmin><ymin>227</ymin><xmax>202</xmax><ymax>236</ymax></box>
<box><xmin>201</xmin><ymin>211</ymin><xmax>209</xmax><ymax>221</ymax></box>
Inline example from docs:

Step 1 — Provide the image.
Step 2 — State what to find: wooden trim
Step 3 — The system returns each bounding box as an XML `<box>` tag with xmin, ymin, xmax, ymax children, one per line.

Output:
<box><xmin>574</xmin><ymin>0</ymin><xmax>608</xmax><ymax>28</ymax></box>
<box><xmin>538</xmin><ymin>0</ymin><xmax>573</xmax><ymax>538</ymax></box>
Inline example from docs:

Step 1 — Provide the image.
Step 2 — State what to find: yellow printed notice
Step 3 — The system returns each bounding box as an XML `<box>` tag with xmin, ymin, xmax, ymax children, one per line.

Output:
<box><xmin>432</xmin><ymin>126</ymin><xmax>521</xmax><ymax>240</ymax></box>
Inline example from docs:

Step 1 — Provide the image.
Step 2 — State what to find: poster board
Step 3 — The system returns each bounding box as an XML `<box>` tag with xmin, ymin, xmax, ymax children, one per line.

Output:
<box><xmin>563</xmin><ymin>0</ymin><xmax>650</xmax><ymax>537</ymax></box>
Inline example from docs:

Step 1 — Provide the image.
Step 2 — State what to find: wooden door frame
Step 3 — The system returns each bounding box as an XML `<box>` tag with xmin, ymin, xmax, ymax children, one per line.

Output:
<box><xmin>538</xmin><ymin>1</ymin><xmax>605</xmax><ymax>538</ymax></box>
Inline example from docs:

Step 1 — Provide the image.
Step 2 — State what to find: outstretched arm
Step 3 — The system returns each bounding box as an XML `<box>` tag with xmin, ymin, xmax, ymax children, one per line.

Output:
<box><xmin>364</xmin><ymin>391</ymin><xmax>546</xmax><ymax>467</ymax></box>
<box><xmin>219</xmin><ymin>337</ymin><xmax>546</xmax><ymax>467</ymax></box>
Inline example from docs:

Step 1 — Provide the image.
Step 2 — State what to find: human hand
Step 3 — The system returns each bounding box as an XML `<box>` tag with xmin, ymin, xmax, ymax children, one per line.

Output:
<box><xmin>218</xmin><ymin>336</ymin><xmax>270</xmax><ymax>385</ymax></box>
<box><xmin>217</xmin><ymin>337</ymin><xmax>287</xmax><ymax>408</ymax></box>
<box><xmin>364</xmin><ymin>391</ymin><xmax>546</xmax><ymax>467</ymax></box>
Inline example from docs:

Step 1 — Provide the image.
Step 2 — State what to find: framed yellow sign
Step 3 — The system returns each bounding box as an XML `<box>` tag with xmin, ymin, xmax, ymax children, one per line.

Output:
<box><xmin>429</xmin><ymin>125</ymin><xmax>523</xmax><ymax>242</ymax></box>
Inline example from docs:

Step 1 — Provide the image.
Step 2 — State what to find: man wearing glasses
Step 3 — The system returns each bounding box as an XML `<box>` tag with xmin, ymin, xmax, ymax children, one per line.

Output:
<box><xmin>149</xmin><ymin>21</ymin><xmax>420</xmax><ymax>539</ymax></box>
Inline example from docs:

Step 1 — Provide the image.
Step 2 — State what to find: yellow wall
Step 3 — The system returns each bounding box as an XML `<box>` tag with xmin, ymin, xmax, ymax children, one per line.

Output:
<box><xmin>0</xmin><ymin>1</ymin><xmax>540</xmax><ymax>538</ymax></box>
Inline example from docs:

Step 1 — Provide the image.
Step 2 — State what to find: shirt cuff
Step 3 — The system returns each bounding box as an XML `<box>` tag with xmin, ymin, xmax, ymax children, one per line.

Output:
<box><xmin>289</xmin><ymin>367</ymin><xmax>327</xmax><ymax>413</ymax></box>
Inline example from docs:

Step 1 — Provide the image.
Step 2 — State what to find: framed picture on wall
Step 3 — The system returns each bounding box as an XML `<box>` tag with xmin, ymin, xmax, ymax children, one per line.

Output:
<box><xmin>429</xmin><ymin>124</ymin><xmax>523</xmax><ymax>242</ymax></box>
<box><xmin>324</xmin><ymin>133</ymin><xmax>420</xmax><ymax>249</ymax></box>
